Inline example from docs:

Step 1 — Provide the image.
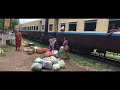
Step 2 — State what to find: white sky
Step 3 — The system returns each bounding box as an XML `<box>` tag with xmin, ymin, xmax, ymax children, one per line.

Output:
<box><xmin>19</xmin><ymin>19</ymin><xmax>41</xmax><ymax>24</ymax></box>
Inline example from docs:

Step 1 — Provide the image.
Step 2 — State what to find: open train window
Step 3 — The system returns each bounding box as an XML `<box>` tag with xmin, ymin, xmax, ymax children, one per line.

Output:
<box><xmin>60</xmin><ymin>23</ymin><xmax>65</xmax><ymax>31</ymax></box>
<box><xmin>42</xmin><ymin>25</ymin><xmax>44</xmax><ymax>30</ymax></box>
<box><xmin>69</xmin><ymin>22</ymin><xmax>77</xmax><ymax>31</ymax></box>
<box><xmin>49</xmin><ymin>24</ymin><xmax>53</xmax><ymax>31</ymax></box>
<box><xmin>84</xmin><ymin>20</ymin><xmax>97</xmax><ymax>31</ymax></box>
<box><xmin>108</xmin><ymin>19</ymin><xmax>120</xmax><ymax>32</ymax></box>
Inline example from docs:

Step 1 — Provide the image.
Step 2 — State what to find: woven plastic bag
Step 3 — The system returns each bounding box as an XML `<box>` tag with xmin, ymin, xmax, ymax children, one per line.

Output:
<box><xmin>59</xmin><ymin>60</ymin><xmax>65</xmax><ymax>69</ymax></box>
<box><xmin>53</xmin><ymin>63</ymin><xmax>60</xmax><ymax>71</ymax></box>
<box><xmin>34</xmin><ymin>57</ymin><xmax>44</xmax><ymax>64</ymax></box>
<box><xmin>31</xmin><ymin>63</ymin><xmax>42</xmax><ymax>71</ymax></box>
<box><xmin>50</xmin><ymin>56</ymin><xmax>59</xmax><ymax>64</ymax></box>
<box><xmin>42</xmin><ymin>60</ymin><xmax>52</xmax><ymax>70</ymax></box>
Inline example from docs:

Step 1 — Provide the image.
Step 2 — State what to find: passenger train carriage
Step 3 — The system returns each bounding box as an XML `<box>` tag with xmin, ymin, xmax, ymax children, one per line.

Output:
<box><xmin>15</xmin><ymin>19</ymin><xmax>120</xmax><ymax>54</ymax></box>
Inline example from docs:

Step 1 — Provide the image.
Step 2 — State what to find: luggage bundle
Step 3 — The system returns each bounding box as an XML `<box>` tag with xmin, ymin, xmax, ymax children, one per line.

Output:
<box><xmin>31</xmin><ymin>56</ymin><xmax>65</xmax><ymax>71</ymax></box>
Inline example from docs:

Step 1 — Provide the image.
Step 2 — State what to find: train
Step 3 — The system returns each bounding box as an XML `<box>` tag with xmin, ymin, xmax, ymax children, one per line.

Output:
<box><xmin>15</xmin><ymin>19</ymin><xmax>120</xmax><ymax>55</ymax></box>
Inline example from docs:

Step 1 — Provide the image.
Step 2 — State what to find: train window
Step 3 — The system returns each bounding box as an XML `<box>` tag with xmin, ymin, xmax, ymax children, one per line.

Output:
<box><xmin>28</xmin><ymin>27</ymin><xmax>29</xmax><ymax>30</ymax></box>
<box><xmin>69</xmin><ymin>22</ymin><xmax>77</xmax><ymax>31</ymax></box>
<box><xmin>61</xmin><ymin>23</ymin><xmax>65</xmax><ymax>31</ymax></box>
<box><xmin>42</xmin><ymin>25</ymin><xmax>44</xmax><ymax>30</ymax></box>
<box><xmin>49</xmin><ymin>24</ymin><xmax>53</xmax><ymax>31</ymax></box>
<box><xmin>84</xmin><ymin>20</ymin><xmax>97</xmax><ymax>31</ymax></box>
<box><xmin>34</xmin><ymin>26</ymin><xmax>35</xmax><ymax>30</ymax></box>
<box><xmin>30</xmin><ymin>27</ymin><xmax>31</xmax><ymax>30</ymax></box>
<box><xmin>108</xmin><ymin>19</ymin><xmax>120</xmax><ymax>31</ymax></box>
<box><xmin>36</xmin><ymin>26</ymin><xmax>38</xmax><ymax>30</ymax></box>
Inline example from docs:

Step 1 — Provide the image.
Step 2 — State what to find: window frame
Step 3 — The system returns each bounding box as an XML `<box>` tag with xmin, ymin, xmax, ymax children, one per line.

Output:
<box><xmin>60</xmin><ymin>23</ymin><xmax>66</xmax><ymax>31</ymax></box>
<box><xmin>84</xmin><ymin>20</ymin><xmax>97</xmax><ymax>31</ymax></box>
<box><xmin>68</xmin><ymin>22</ymin><xmax>77</xmax><ymax>31</ymax></box>
<box><xmin>49</xmin><ymin>24</ymin><xmax>53</xmax><ymax>31</ymax></box>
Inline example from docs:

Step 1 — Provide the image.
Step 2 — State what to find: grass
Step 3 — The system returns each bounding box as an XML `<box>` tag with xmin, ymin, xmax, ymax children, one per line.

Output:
<box><xmin>23</xmin><ymin>37</ymin><xmax>120</xmax><ymax>71</ymax></box>
<box><xmin>69</xmin><ymin>53</ymin><xmax>120</xmax><ymax>71</ymax></box>
<box><xmin>0</xmin><ymin>45</ymin><xmax>13</xmax><ymax>58</ymax></box>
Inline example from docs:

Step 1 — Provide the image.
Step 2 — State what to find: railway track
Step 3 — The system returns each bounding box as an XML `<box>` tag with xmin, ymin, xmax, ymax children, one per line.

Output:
<box><xmin>81</xmin><ymin>54</ymin><xmax>120</xmax><ymax>68</ymax></box>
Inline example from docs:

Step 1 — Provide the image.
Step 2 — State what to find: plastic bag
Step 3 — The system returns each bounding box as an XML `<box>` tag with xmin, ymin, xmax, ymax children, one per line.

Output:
<box><xmin>31</xmin><ymin>63</ymin><xmax>42</xmax><ymax>71</ymax></box>
<box><xmin>53</xmin><ymin>64</ymin><xmax>60</xmax><ymax>71</ymax></box>
<box><xmin>59</xmin><ymin>60</ymin><xmax>65</xmax><ymax>69</ymax></box>
<box><xmin>50</xmin><ymin>56</ymin><xmax>59</xmax><ymax>64</ymax></box>
<box><xmin>42</xmin><ymin>60</ymin><xmax>52</xmax><ymax>70</ymax></box>
<box><xmin>34</xmin><ymin>57</ymin><xmax>44</xmax><ymax>64</ymax></box>
<box><xmin>52</xmin><ymin>50</ymin><xmax>58</xmax><ymax>56</ymax></box>
<box><xmin>36</xmin><ymin>48</ymin><xmax>44</xmax><ymax>54</ymax></box>
<box><xmin>59</xmin><ymin>46</ymin><xmax>64</xmax><ymax>52</ymax></box>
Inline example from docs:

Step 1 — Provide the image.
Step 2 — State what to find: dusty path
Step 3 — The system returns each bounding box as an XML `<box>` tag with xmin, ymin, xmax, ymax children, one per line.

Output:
<box><xmin>0</xmin><ymin>34</ymin><xmax>97</xmax><ymax>71</ymax></box>
<box><xmin>0</xmin><ymin>46</ymin><xmax>97</xmax><ymax>71</ymax></box>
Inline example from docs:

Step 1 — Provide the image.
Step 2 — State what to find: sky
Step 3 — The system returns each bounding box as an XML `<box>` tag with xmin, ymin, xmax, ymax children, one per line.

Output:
<box><xmin>19</xmin><ymin>19</ymin><xmax>41</xmax><ymax>24</ymax></box>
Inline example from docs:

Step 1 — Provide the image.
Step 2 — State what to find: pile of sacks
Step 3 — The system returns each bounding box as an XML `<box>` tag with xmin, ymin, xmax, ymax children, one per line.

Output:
<box><xmin>24</xmin><ymin>45</ymin><xmax>58</xmax><ymax>57</ymax></box>
<box><xmin>31</xmin><ymin>56</ymin><xmax>65</xmax><ymax>71</ymax></box>
<box><xmin>35</xmin><ymin>47</ymin><xmax>58</xmax><ymax>56</ymax></box>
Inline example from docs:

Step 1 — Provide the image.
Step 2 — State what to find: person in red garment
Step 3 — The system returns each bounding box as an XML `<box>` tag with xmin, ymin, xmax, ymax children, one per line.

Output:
<box><xmin>15</xmin><ymin>30</ymin><xmax>22</xmax><ymax>51</ymax></box>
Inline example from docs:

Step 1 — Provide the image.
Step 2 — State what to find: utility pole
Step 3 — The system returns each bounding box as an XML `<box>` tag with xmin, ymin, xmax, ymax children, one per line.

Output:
<box><xmin>45</xmin><ymin>19</ymin><xmax>49</xmax><ymax>36</ymax></box>
<box><xmin>10</xmin><ymin>19</ymin><xmax>12</xmax><ymax>31</ymax></box>
<box><xmin>2</xmin><ymin>19</ymin><xmax>4</xmax><ymax>45</ymax></box>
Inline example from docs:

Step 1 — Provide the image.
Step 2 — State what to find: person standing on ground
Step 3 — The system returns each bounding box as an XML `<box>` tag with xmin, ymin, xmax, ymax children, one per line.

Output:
<box><xmin>62</xmin><ymin>37</ymin><xmax>69</xmax><ymax>59</ymax></box>
<box><xmin>15</xmin><ymin>30</ymin><xmax>22</xmax><ymax>51</ymax></box>
<box><xmin>52</xmin><ymin>38</ymin><xmax>59</xmax><ymax>51</ymax></box>
<box><xmin>49</xmin><ymin>37</ymin><xmax>53</xmax><ymax>51</ymax></box>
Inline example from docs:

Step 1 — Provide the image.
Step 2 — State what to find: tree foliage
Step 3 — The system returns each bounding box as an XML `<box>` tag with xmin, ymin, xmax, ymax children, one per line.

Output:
<box><xmin>0</xmin><ymin>19</ymin><xmax>19</xmax><ymax>29</ymax></box>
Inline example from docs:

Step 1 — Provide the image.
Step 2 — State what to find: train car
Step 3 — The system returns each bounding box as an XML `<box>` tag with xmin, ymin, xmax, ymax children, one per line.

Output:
<box><xmin>47</xmin><ymin>19</ymin><xmax>120</xmax><ymax>54</ymax></box>
<box><xmin>15</xmin><ymin>19</ymin><xmax>120</xmax><ymax>55</ymax></box>
<box><xmin>19</xmin><ymin>19</ymin><xmax>47</xmax><ymax>42</ymax></box>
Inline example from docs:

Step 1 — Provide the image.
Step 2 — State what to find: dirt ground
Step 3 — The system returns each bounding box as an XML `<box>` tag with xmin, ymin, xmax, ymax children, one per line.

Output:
<box><xmin>0</xmin><ymin>46</ymin><xmax>98</xmax><ymax>71</ymax></box>
<box><xmin>0</xmin><ymin>34</ymin><xmax>97</xmax><ymax>71</ymax></box>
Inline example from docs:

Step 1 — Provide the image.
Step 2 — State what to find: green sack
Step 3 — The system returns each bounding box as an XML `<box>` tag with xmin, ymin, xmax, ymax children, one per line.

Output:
<box><xmin>59</xmin><ymin>60</ymin><xmax>65</xmax><ymax>69</ymax></box>
<box><xmin>50</xmin><ymin>56</ymin><xmax>59</xmax><ymax>64</ymax></box>
<box><xmin>53</xmin><ymin>64</ymin><xmax>60</xmax><ymax>71</ymax></box>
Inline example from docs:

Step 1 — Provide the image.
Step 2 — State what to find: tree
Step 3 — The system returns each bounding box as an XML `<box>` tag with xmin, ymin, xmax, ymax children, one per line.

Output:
<box><xmin>0</xmin><ymin>19</ymin><xmax>19</xmax><ymax>30</ymax></box>
<box><xmin>11</xmin><ymin>19</ymin><xmax>20</xmax><ymax>30</ymax></box>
